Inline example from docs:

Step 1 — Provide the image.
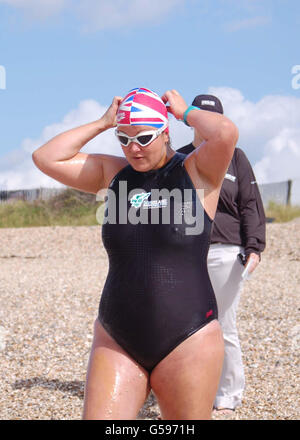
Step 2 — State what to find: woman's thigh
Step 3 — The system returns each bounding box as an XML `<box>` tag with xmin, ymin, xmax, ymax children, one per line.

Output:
<box><xmin>150</xmin><ymin>320</ymin><xmax>224</xmax><ymax>420</ymax></box>
<box><xmin>83</xmin><ymin>319</ymin><xmax>150</xmax><ymax>420</ymax></box>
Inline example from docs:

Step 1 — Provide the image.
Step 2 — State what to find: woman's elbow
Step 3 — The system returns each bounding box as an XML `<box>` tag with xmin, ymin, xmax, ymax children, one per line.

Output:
<box><xmin>32</xmin><ymin>148</ymin><xmax>47</xmax><ymax>170</ymax></box>
<box><xmin>32</xmin><ymin>150</ymin><xmax>39</xmax><ymax>166</ymax></box>
<box><xmin>220</xmin><ymin>120</ymin><xmax>239</xmax><ymax>149</ymax></box>
<box><xmin>32</xmin><ymin>150</ymin><xmax>41</xmax><ymax>167</ymax></box>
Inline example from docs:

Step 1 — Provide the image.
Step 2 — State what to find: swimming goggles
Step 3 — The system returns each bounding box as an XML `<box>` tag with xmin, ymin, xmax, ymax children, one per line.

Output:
<box><xmin>115</xmin><ymin>125</ymin><xmax>167</xmax><ymax>147</ymax></box>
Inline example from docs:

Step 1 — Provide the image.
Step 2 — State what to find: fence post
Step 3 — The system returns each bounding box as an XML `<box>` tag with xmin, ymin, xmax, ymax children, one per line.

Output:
<box><xmin>287</xmin><ymin>180</ymin><xmax>292</xmax><ymax>206</ymax></box>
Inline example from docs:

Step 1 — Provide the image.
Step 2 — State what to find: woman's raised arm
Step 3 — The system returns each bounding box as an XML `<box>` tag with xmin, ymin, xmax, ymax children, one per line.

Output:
<box><xmin>161</xmin><ymin>89</ymin><xmax>239</xmax><ymax>188</ymax></box>
<box><xmin>32</xmin><ymin>96</ymin><xmax>127</xmax><ymax>194</ymax></box>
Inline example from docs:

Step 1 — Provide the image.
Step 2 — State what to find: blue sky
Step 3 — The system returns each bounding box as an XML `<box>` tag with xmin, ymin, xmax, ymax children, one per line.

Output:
<box><xmin>0</xmin><ymin>0</ymin><xmax>300</xmax><ymax>201</ymax></box>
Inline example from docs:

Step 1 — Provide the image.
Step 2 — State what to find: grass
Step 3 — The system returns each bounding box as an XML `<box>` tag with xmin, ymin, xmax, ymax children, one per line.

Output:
<box><xmin>0</xmin><ymin>188</ymin><xmax>103</xmax><ymax>228</ymax></box>
<box><xmin>1</xmin><ymin>190</ymin><xmax>300</xmax><ymax>228</ymax></box>
<box><xmin>266</xmin><ymin>201</ymin><xmax>300</xmax><ymax>223</ymax></box>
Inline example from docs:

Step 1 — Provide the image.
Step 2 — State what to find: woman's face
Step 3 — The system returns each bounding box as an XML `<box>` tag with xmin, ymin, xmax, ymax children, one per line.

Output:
<box><xmin>118</xmin><ymin>125</ymin><xmax>169</xmax><ymax>171</ymax></box>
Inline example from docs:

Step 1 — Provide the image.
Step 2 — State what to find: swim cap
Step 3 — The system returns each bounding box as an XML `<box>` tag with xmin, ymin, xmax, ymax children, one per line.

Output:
<box><xmin>116</xmin><ymin>87</ymin><xmax>168</xmax><ymax>130</ymax></box>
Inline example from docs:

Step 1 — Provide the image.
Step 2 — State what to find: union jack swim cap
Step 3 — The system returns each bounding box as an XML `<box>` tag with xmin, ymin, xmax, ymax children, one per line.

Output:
<box><xmin>116</xmin><ymin>87</ymin><xmax>168</xmax><ymax>129</ymax></box>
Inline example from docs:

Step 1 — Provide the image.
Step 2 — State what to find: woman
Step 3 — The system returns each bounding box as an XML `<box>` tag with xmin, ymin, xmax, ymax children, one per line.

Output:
<box><xmin>32</xmin><ymin>87</ymin><xmax>238</xmax><ymax>420</ymax></box>
<box><xmin>178</xmin><ymin>94</ymin><xmax>266</xmax><ymax>412</ymax></box>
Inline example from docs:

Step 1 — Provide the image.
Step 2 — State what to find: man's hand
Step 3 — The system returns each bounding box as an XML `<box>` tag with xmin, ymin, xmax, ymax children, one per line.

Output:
<box><xmin>246</xmin><ymin>253</ymin><xmax>260</xmax><ymax>274</ymax></box>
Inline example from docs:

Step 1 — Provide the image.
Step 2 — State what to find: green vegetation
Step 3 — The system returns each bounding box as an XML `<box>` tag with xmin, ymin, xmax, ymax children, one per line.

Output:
<box><xmin>0</xmin><ymin>189</ymin><xmax>102</xmax><ymax>228</ymax></box>
<box><xmin>266</xmin><ymin>201</ymin><xmax>300</xmax><ymax>223</ymax></box>
<box><xmin>1</xmin><ymin>190</ymin><xmax>300</xmax><ymax>228</ymax></box>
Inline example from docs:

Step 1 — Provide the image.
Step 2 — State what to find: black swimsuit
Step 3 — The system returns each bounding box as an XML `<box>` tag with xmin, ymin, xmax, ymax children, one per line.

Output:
<box><xmin>98</xmin><ymin>153</ymin><xmax>217</xmax><ymax>371</ymax></box>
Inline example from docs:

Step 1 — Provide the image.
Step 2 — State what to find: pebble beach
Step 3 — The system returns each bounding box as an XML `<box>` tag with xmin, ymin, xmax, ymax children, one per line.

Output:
<box><xmin>0</xmin><ymin>220</ymin><xmax>299</xmax><ymax>420</ymax></box>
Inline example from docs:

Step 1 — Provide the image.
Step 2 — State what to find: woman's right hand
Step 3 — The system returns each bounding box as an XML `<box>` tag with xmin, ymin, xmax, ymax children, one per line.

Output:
<box><xmin>101</xmin><ymin>96</ymin><xmax>123</xmax><ymax>129</ymax></box>
<box><xmin>161</xmin><ymin>89</ymin><xmax>188</xmax><ymax>121</ymax></box>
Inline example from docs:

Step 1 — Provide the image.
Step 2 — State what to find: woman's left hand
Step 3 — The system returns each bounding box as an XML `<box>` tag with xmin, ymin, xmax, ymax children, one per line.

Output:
<box><xmin>247</xmin><ymin>253</ymin><xmax>260</xmax><ymax>274</ymax></box>
<box><xmin>161</xmin><ymin>89</ymin><xmax>188</xmax><ymax>121</ymax></box>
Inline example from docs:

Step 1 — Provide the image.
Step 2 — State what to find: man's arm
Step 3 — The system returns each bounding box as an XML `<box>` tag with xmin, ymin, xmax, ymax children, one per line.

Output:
<box><xmin>236</xmin><ymin>148</ymin><xmax>266</xmax><ymax>259</ymax></box>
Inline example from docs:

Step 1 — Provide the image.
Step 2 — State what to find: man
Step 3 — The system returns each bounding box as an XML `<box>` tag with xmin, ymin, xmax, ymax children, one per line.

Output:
<box><xmin>178</xmin><ymin>95</ymin><xmax>266</xmax><ymax>412</ymax></box>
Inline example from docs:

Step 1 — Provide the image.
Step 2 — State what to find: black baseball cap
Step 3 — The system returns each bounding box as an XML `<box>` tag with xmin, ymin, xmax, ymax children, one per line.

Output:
<box><xmin>191</xmin><ymin>94</ymin><xmax>224</xmax><ymax>114</ymax></box>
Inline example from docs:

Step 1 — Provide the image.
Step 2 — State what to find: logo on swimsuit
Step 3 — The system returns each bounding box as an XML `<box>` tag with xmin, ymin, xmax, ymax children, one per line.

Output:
<box><xmin>130</xmin><ymin>192</ymin><xmax>151</xmax><ymax>208</ymax></box>
<box><xmin>181</xmin><ymin>201</ymin><xmax>193</xmax><ymax>215</ymax></box>
<box><xmin>143</xmin><ymin>199</ymin><xmax>168</xmax><ymax>209</ymax></box>
<box><xmin>96</xmin><ymin>183</ymin><xmax>205</xmax><ymax>235</ymax></box>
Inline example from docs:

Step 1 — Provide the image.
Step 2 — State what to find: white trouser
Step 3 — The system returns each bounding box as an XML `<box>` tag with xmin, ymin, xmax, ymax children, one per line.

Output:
<box><xmin>207</xmin><ymin>243</ymin><xmax>245</xmax><ymax>409</ymax></box>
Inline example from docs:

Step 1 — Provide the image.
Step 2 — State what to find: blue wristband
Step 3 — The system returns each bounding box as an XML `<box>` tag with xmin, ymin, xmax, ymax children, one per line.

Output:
<box><xmin>183</xmin><ymin>105</ymin><xmax>200</xmax><ymax>126</ymax></box>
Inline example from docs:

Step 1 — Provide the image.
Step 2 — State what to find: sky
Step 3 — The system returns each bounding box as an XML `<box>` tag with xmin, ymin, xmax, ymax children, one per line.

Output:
<box><xmin>0</xmin><ymin>0</ymin><xmax>300</xmax><ymax>202</ymax></box>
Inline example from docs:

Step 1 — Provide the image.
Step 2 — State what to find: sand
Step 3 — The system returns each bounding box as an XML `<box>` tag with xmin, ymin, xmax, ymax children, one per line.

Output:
<box><xmin>0</xmin><ymin>220</ymin><xmax>299</xmax><ymax>420</ymax></box>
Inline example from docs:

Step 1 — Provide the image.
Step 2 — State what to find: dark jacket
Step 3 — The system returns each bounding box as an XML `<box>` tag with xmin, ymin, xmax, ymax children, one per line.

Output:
<box><xmin>177</xmin><ymin>144</ymin><xmax>266</xmax><ymax>257</ymax></box>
